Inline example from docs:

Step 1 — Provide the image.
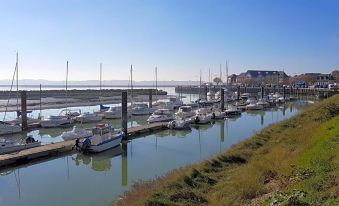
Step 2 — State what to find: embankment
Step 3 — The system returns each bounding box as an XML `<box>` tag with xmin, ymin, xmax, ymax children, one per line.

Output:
<box><xmin>115</xmin><ymin>94</ymin><xmax>339</xmax><ymax>206</ymax></box>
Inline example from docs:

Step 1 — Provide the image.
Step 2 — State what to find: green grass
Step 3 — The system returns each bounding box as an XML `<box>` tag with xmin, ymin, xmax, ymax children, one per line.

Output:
<box><xmin>114</xmin><ymin>95</ymin><xmax>339</xmax><ymax>206</ymax></box>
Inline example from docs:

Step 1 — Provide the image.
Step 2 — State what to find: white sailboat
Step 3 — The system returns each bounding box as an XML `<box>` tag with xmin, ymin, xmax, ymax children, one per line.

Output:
<box><xmin>0</xmin><ymin>122</ymin><xmax>21</xmax><ymax>135</ymax></box>
<box><xmin>190</xmin><ymin>108</ymin><xmax>212</xmax><ymax>124</ymax></box>
<box><xmin>40</xmin><ymin>61</ymin><xmax>73</xmax><ymax>128</ymax></box>
<box><xmin>175</xmin><ymin>106</ymin><xmax>196</xmax><ymax>119</ymax></box>
<box><xmin>76</xmin><ymin>112</ymin><xmax>103</xmax><ymax>123</ymax></box>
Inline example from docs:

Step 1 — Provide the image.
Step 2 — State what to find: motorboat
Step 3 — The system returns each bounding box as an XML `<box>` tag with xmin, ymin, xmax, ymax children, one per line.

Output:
<box><xmin>104</xmin><ymin>106</ymin><xmax>122</xmax><ymax>119</ymax></box>
<box><xmin>225</xmin><ymin>108</ymin><xmax>242</xmax><ymax>117</ymax></box>
<box><xmin>60</xmin><ymin>109</ymin><xmax>81</xmax><ymax>118</ymax></box>
<box><xmin>246</xmin><ymin>102</ymin><xmax>263</xmax><ymax>110</ymax></box>
<box><xmin>77</xmin><ymin>124</ymin><xmax>124</xmax><ymax>153</ymax></box>
<box><xmin>76</xmin><ymin>112</ymin><xmax>103</xmax><ymax>123</ymax></box>
<box><xmin>190</xmin><ymin>108</ymin><xmax>212</xmax><ymax>124</ymax></box>
<box><xmin>61</xmin><ymin>126</ymin><xmax>93</xmax><ymax>141</ymax></box>
<box><xmin>167</xmin><ymin>119</ymin><xmax>191</xmax><ymax>130</ymax></box>
<box><xmin>257</xmin><ymin>99</ymin><xmax>270</xmax><ymax>108</ymax></box>
<box><xmin>147</xmin><ymin>109</ymin><xmax>175</xmax><ymax>123</ymax></box>
<box><xmin>6</xmin><ymin>116</ymin><xmax>40</xmax><ymax>126</ymax></box>
<box><xmin>0</xmin><ymin>136</ymin><xmax>41</xmax><ymax>154</ymax></box>
<box><xmin>0</xmin><ymin>121</ymin><xmax>21</xmax><ymax>135</ymax></box>
<box><xmin>211</xmin><ymin>109</ymin><xmax>225</xmax><ymax>119</ymax></box>
<box><xmin>240</xmin><ymin>93</ymin><xmax>250</xmax><ymax>99</ymax></box>
<box><xmin>40</xmin><ymin>115</ymin><xmax>73</xmax><ymax>128</ymax></box>
<box><xmin>175</xmin><ymin>106</ymin><xmax>196</xmax><ymax>119</ymax></box>
<box><xmin>169</xmin><ymin>97</ymin><xmax>183</xmax><ymax>108</ymax></box>
<box><xmin>131</xmin><ymin>103</ymin><xmax>155</xmax><ymax>116</ymax></box>
<box><xmin>153</xmin><ymin>101</ymin><xmax>175</xmax><ymax>111</ymax></box>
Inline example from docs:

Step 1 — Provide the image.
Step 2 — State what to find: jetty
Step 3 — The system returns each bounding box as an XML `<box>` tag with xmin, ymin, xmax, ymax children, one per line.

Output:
<box><xmin>0</xmin><ymin>122</ymin><xmax>168</xmax><ymax>168</ymax></box>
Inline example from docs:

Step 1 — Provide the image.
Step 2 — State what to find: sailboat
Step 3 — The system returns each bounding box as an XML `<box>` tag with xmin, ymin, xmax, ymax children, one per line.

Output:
<box><xmin>1</xmin><ymin>52</ymin><xmax>22</xmax><ymax>135</ymax></box>
<box><xmin>40</xmin><ymin>61</ymin><xmax>74</xmax><ymax>128</ymax></box>
<box><xmin>130</xmin><ymin>65</ymin><xmax>155</xmax><ymax>115</ymax></box>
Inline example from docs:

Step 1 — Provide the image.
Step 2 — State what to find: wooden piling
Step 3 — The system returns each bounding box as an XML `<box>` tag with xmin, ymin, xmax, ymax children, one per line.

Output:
<box><xmin>21</xmin><ymin>91</ymin><xmax>28</xmax><ymax>130</ymax></box>
<box><xmin>204</xmin><ymin>85</ymin><xmax>208</xmax><ymax>100</ymax></box>
<box><xmin>121</xmin><ymin>91</ymin><xmax>128</xmax><ymax>136</ymax></box>
<box><xmin>220</xmin><ymin>88</ymin><xmax>224</xmax><ymax>111</ymax></box>
<box><xmin>261</xmin><ymin>86</ymin><xmax>264</xmax><ymax>99</ymax></box>
<box><xmin>148</xmin><ymin>89</ymin><xmax>152</xmax><ymax>108</ymax></box>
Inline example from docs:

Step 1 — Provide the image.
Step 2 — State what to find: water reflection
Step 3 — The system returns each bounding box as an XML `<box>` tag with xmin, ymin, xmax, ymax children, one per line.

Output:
<box><xmin>73</xmin><ymin>146</ymin><xmax>123</xmax><ymax>172</ymax></box>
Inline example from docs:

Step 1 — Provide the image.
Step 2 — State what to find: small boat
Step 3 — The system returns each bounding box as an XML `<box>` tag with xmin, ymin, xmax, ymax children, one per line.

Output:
<box><xmin>61</xmin><ymin>126</ymin><xmax>92</xmax><ymax>141</ymax></box>
<box><xmin>104</xmin><ymin>106</ymin><xmax>122</xmax><ymax>119</ymax></box>
<box><xmin>0</xmin><ymin>121</ymin><xmax>22</xmax><ymax>135</ymax></box>
<box><xmin>153</xmin><ymin>101</ymin><xmax>175</xmax><ymax>111</ymax></box>
<box><xmin>175</xmin><ymin>106</ymin><xmax>196</xmax><ymax>119</ymax></box>
<box><xmin>225</xmin><ymin>108</ymin><xmax>242</xmax><ymax>117</ymax></box>
<box><xmin>60</xmin><ymin>109</ymin><xmax>81</xmax><ymax>118</ymax></box>
<box><xmin>40</xmin><ymin>115</ymin><xmax>73</xmax><ymax>128</ymax></box>
<box><xmin>76</xmin><ymin>112</ymin><xmax>103</xmax><ymax>123</ymax></box>
<box><xmin>168</xmin><ymin>119</ymin><xmax>191</xmax><ymax>130</ymax></box>
<box><xmin>131</xmin><ymin>103</ymin><xmax>155</xmax><ymax>116</ymax></box>
<box><xmin>246</xmin><ymin>102</ymin><xmax>263</xmax><ymax>110</ymax></box>
<box><xmin>190</xmin><ymin>108</ymin><xmax>212</xmax><ymax>124</ymax></box>
<box><xmin>77</xmin><ymin>124</ymin><xmax>124</xmax><ymax>153</ymax></box>
<box><xmin>147</xmin><ymin>109</ymin><xmax>175</xmax><ymax>123</ymax></box>
<box><xmin>0</xmin><ymin>136</ymin><xmax>41</xmax><ymax>154</ymax></box>
<box><xmin>257</xmin><ymin>99</ymin><xmax>270</xmax><ymax>108</ymax></box>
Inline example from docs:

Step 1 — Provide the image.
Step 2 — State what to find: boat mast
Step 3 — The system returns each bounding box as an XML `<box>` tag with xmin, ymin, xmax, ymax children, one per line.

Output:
<box><xmin>65</xmin><ymin>61</ymin><xmax>69</xmax><ymax>110</ymax></box>
<box><xmin>16</xmin><ymin>52</ymin><xmax>19</xmax><ymax>113</ymax></box>
<box><xmin>199</xmin><ymin>69</ymin><xmax>202</xmax><ymax>99</ymax></box>
<box><xmin>225</xmin><ymin>60</ymin><xmax>229</xmax><ymax>86</ymax></box>
<box><xmin>219</xmin><ymin>64</ymin><xmax>222</xmax><ymax>83</ymax></box>
<box><xmin>100</xmin><ymin>62</ymin><xmax>102</xmax><ymax>98</ymax></box>
<box><xmin>130</xmin><ymin>64</ymin><xmax>133</xmax><ymax>104</ymax></box>
<box><xmin>155</xmin><ymin>66</ymin><xmax>158</xmax><ymax>102</ymax></box>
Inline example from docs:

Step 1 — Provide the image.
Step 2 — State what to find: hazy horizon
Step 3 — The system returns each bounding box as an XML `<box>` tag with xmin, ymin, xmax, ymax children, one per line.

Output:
<box><xmin>1</xmin><ymin>0</ymin><xmax>338</xmax><ymax>81</ymax></box>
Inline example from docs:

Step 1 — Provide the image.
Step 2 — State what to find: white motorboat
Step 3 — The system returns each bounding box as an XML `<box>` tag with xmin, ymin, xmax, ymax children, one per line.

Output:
<box><xmin>175</xmin><ymin>106</ymin><xmax>196</xmax><ymax>119</ymax></box>
<box><xmin>257</xmin><ymin>99</ymin><xmax>270</xmax><ymax>108</ymax></box>
<box><xmin>147</xmin><ymin>109</ymin><xmax>175</xmax><ymax>123</ymax></box>
<box><xmin>153</xmin><ymin>101</ymin><xmax>175</xmax><ymax>111</ymax></box>
<box><xmin>225</xmin><ymin>108</ymin><xmax>242</xmax><ymax>117</ymax></box>
<box><xmin>0</xmin><ymin>136</ymin><xmax>41</xmax><ymax>155</ymax></box>
<box><xmin>131</xmin><ymin>103</ymin><xmax>155</xmax><ymax>116</ymax></box>
<box><xmin>6</xmin><ymin>116</ymin><xmax>40</xmax><ymax>126</ymax></box>
<box><xmin>104</xmin><ymin>106</ymin><xmax>122</xmax><ymax>119</ymax></box>
<box><xmin>246</xmin><ymin>102</ymin><xmax>263</xmax><ymax>110</ymax></box>
<box><xmin>40</xmin><ymin>115</ymin><xmax>73</xmax><ymax>128</ymax></box>
<box><xmin>61</xmin><ymin>126</ymin><xmax>93</xmax><ymax>141</ymax></box>
<box><xmin>167</xmin><ymin>119</ymin><xmax>191</xmax><ymax>130</ymax></box>
<box><xmin>211</xmin><ymin>109</ymin><xmax>225</xmax><ymax>119</ymax></box>
<box><xmin>77</xmin><ymin>124</ymin><xmax>124</xmax><ymax>153</ymax></box>
<box><xmin>0</xmin><ymin>121</ymin><xmax>22</xmax><ymax>135</ymax></box>
<box><xmin>76</xmin><ymin>112</ymin><xmax>103</xmax><ymax>123</ymax></box>
<box><xmin>190</xmin><ymin>108</ymin><xmax>212</xmax><ymax>124</ymax></box>
<box><xmin>60</xmin><ymin>109</ymin><xmax>81</xmax><ymax>118</ymax></box>
<box><xmin>169</xmin><ymin>97</ymin><xmax>183</xmax><ymax>108</ymax></box>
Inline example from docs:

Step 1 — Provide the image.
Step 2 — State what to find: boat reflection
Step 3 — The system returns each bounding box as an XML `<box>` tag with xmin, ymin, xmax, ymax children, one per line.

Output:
<box><xmin>72</xmin><ymin>146</ymin><xmax>123</xmax><ymax>172</ymax></box>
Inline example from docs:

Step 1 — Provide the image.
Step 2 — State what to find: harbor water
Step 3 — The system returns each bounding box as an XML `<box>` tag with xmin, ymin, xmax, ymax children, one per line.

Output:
<box><xmin>0</xmin><ymin>87</ymin><xmax>311</xmax><ymax>206</ymax></box>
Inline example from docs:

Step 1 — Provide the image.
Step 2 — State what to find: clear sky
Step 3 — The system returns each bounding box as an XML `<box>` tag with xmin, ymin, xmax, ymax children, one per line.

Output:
<box><xmin>0</xmin><ymin>0</ymin><xmax>338</xmax><ymax>81</ymax></box>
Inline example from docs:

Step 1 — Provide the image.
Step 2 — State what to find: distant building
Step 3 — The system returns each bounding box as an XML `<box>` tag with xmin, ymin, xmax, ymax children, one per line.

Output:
<box><xmin>227</xmin><ymin>74</ymin><xmax>237</xmax><ymax>85</ymax></box>
<box><xmin>315</xmin><ymin>74</ymin><xmax>335</xmax><ymax>88</ymax></box>
<box><xmin>235</xmin><ymin>70</ymin><xmax>288</xmax><ymax>86</ymax></box>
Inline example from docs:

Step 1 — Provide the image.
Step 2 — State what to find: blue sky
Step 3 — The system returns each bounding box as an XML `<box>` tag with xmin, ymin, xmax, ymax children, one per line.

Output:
<box><xmin>0</xmin><ymin>0</ymin><xmax>338</xmax><ymax>81</ymax></box>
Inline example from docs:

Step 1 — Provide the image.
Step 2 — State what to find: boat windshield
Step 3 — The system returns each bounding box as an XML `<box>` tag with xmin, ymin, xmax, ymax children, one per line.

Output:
<box><xmin>92</xmin><ymin>126</ymin><xmax>112</xmax><ymax>135</ymax></box>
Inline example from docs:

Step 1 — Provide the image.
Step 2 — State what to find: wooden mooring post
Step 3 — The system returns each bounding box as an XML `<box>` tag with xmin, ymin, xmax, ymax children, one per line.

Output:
<box><xmin>220</xmin><ymin>88</ymin><xmax>224</xmax><ymax>111</ymax></box>
<box><xmin>21</xmin><ymin>91</ymin><xmax>28</xmax><ymax>131</ymax></box>
<box><xmin>261</xmin><ymin>86</ymin><xmax>264</xmax><ymax>99</ymax></box>
<box><xmin>204</xmin><ymin>85</ymin><xmax>208</xmax><ymax>100</ymax></box>
<box><xmin>121</xmin><ymin>91</ymin><xmax>128</xmax><ymax>136</ymax></box>
<box><xmin>148</xmin><ymin>89</ymin><xmax>152</xmax><ymax>108</ymax></box>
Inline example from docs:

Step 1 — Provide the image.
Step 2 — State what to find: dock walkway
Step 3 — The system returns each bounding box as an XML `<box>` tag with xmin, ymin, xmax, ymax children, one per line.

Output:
<box><xmin>0</xmin><ymin>122</ymin><xmax>168</xmax><ymax>168</ymax></box>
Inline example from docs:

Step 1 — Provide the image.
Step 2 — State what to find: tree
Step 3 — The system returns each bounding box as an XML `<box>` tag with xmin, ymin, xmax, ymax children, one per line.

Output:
<box><xmin>213</xmin><ymin>77</ymin><xmax>222</xmax><ymax>85</ymax></box>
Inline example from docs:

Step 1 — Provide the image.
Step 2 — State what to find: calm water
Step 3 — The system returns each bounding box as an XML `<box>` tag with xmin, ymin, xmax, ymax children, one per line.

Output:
<box><xmin>0</xmin><ymin>99</ymin><xmax>311</xmax><ymax>206</ymax></box>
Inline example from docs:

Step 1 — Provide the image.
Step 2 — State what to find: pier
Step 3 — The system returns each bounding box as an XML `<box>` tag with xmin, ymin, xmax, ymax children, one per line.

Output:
<box><xmin>0</xmin><ymin>122</ymin><xmax>168</xmax><ymax>168</ymax></box>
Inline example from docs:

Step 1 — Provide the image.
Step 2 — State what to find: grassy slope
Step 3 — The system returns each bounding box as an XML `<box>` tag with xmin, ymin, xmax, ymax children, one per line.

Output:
<box><xmin>115</xmin><ymin>95</ymin><xmax>339</xmax><ymax>206</ymax></box>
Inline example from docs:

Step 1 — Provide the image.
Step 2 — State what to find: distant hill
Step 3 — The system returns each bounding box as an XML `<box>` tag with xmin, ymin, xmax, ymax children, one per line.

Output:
<box><xmin>0</xmin><ymin>79</ymin><xmax>200</xmax><ymax>86</ymax></box>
